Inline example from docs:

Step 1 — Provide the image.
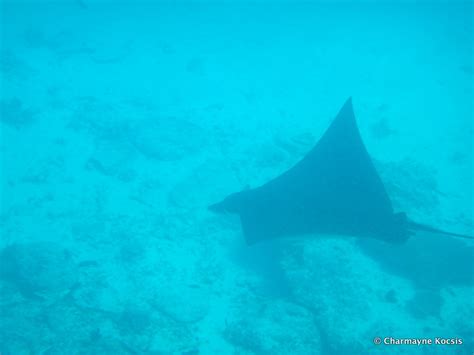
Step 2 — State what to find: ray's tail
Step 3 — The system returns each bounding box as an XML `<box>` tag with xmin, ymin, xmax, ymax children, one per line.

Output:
<box><xmin>408</xmin><ymin>219</ymin><xmax>474</xmax><ymax>241</ymax></box>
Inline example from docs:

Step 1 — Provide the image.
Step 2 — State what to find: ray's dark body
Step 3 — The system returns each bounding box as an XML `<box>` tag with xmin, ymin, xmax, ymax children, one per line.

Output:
<box><xmin>210</xmin><ymin>98</ymin><xmax>471</xmax><ymax>245</ymax></box>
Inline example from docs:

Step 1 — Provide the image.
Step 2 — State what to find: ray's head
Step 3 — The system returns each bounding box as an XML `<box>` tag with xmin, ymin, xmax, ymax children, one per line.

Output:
<box><xmin>209</xmin><ymin>191</ymin><xmax>247</xmax><ymax>215</ymax></box>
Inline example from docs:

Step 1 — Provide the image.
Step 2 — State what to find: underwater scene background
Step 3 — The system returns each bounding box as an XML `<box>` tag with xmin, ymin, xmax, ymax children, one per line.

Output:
<box><xmin>1</xmin><ymin>0</ymin><xmax>473</xmax><ymax>354</ymax></box>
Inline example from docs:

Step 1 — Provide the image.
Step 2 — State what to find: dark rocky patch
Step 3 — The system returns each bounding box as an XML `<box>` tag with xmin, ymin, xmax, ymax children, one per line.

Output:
<box><xmin>0</xmin><ymin>242</ymin><xmax>78</xmax><ymax>301</ymax></box>
<box><xmin>0</xmin><ymin>98</ymin><xmax>37</xmax><ymax>128</ymax></box>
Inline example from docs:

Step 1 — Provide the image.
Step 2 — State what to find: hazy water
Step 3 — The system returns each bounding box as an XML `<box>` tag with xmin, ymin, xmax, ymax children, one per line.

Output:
<box><xmin>1</xmin><ymin>1</ymin><xmax>473</xmax><ymax>354</ymax></box>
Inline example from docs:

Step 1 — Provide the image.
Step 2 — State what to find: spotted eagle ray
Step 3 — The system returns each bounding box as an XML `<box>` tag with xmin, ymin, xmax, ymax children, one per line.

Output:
<box><xmin>210</xmin><ymin>98</ymin><xmax>473</xmax><ymax>245</ymax></box>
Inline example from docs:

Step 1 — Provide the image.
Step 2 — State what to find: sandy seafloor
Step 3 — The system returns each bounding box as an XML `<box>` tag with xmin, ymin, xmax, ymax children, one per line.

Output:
<box><xmin>0</xmin><ymin>0</ymin><xmax>473</xmax><ymax>354</ymax></box>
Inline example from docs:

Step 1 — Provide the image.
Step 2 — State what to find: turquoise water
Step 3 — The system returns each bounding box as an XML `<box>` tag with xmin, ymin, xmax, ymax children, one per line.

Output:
<box><xmin>1</xmin><ymin>1</ymin><xmax>473</xmax><ymax>354</ymax></box>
